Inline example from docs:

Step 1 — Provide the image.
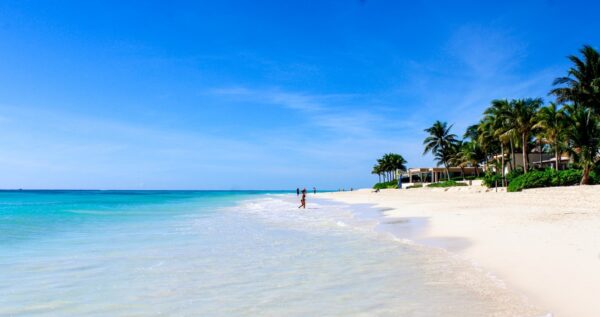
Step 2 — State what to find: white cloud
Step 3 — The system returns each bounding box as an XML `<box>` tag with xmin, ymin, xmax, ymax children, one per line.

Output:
<box><xmin>446</xmin><ymin>25</ymin><xmax>526</xmax><ymax>78</ymax></box>
<box><xmin>210</xmin><ymin>86</ymin><xmax>388</xmax><ymax>137</ymax></box>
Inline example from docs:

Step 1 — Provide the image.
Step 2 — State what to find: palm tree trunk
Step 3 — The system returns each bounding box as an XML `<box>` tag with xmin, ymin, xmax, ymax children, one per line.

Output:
<box><xmin>539</xmin><ymin>141</ymin><xmax>542</xmax><ymax>170</ymax></box>
<box><xmin>522</xmin><ymin>133</ymin><xmax>529</xmax><ymax>174</ymax></box>
<box><xmin>581</xmin><ymin>166</ymin><xmax>591</xmax><ymax>185</ymax></box>
<box><xmin>500</xmin><ymin>143</ymin><xmax>505</xmax><ymax>186</ymax></box>
<box><xmin>555</xmin><ymin>141</ymin><xmax>560</xmax><ymax>171</ymax></box>
<box><xmin>510</xmin><ymin>138</ymin><xmax>515</xmax><ymax>171</ymax></box>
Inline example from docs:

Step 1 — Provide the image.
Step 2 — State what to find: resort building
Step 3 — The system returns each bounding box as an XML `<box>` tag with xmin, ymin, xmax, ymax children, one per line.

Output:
<box><xmin>402</xmin><ymin>167</ymin><xmax>482</xmax><ymax>184</ymax></box>
<box><xmin>492</xmin><ymin>152</ymin><xmax>570</xmax><ymax>174</ymax></box>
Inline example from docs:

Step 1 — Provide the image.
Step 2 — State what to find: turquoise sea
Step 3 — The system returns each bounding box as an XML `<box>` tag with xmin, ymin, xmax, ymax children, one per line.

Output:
<box><xmin>0</xmin><ymin>190</ymin><xmax>541</xmax><ymax>316</ymax></box>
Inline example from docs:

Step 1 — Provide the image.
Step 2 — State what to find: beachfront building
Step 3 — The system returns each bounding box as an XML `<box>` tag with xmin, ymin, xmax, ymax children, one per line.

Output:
<box><xmin>403</xmin><ymin>167</ymin><xmax>482</xmax><ymax>184</ymax></box>
<box><xmin>491</xmin><ymin>152</ymin><xmax>571</xmax><ymax>174</ymax></box>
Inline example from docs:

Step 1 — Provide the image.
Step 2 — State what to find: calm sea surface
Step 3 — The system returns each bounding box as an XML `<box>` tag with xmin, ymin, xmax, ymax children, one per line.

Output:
<box><xmin>0</xmin><ymin>190</ymin><xmax>542</xmax><ymax>316</ymax></box>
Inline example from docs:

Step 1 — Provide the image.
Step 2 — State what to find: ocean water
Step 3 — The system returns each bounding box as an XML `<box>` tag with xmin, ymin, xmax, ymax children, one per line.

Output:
<box><xmin>0</xmin><ymin>190</ymin><xmax>542</xmax><ymax>316</ymax></box>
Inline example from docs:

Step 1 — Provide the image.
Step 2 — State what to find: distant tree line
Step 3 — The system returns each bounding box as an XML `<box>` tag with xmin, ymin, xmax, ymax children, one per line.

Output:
<box><xmin>371</xmin><ymin>153</ymin><xmax>407</xmax><ymax>183</ymax></box>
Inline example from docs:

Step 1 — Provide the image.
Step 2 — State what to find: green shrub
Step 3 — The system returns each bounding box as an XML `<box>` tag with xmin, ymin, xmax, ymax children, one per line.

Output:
<box><xmin>507</xmin><ymin>170</ymin><xmax>552</xmax><ymax>192</ymax></box>
<box><xmin>406</xmin><ymin>184</ymin><xmax>423</xmax><ymax>189</ymax></box>
<box><xmin>506</xmin><ymin>168</ymin><xmax>523</xmax><ymax>182</ymax></box>
<box><xmin>482</xmin><ymin>171</ymin><xmax>503</xmax><ymax>188</ymax></box>
<box><xmin>507</xmin><ymin>169</ymin><xmax>596</xmax><ymax>192</ymax></box>
<box><xmin>590</xmin><ymin>171</ymin><xmax>599</xmax><ymax>184</ymax></box>
<box><xmin>427</xmin><ymin>180</ymin><xmax>468</xmax><ymax>188</ymax></box>
<box><xmin>373</xmin><ymin>180</ymin><xmax>398</xmax><ymax>189</ymax></box>
<box><xmin>553</xmin><ymin>169</ymin><xmax>581</xmax><ymax>186</ymax></box>
<box><xmin>450</xmin><ymin>175</ymin><xmax>482</xmax><ymax>181</ymax></box>
<box><xmin>481</xmin><ymin>168</ymin><xmax>522</xmax><ymax>188</ymax></box>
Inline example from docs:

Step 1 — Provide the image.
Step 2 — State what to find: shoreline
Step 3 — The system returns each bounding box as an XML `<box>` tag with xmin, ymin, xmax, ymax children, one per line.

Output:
<box><xmin>318</xmin><ymin>186</ymin><xmax>600</xmax><ymax>317</ymax></box>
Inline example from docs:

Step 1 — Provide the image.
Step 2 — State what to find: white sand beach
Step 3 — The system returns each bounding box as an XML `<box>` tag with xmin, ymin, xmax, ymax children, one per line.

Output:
<box><xmin>320</xmin><ymin>186</ymin><xmax>600</xmax><ymax>317</ymax></box>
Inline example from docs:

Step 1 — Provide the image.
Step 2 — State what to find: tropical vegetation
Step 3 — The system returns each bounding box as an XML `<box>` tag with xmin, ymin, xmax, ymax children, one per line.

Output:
<box><xmin>422</xmin><ymin>121</ymin><xmax>459</xmax><ymax>180</ymax></box>
<box><xmin>426</xmin><ymin>180</ymin><xmax>468</xmax><ymax>188</ymax></box>
<box><xmin>371</xmin><ymin>44</ymin><xmax>600</xmax><ymax>190</ymax></box>
<box><xmin>424</xmin><ymin>45</ymin><xmax>600</xmax><ymax>188</ymax></box>
<box><xmin>507</xmin><ymin>169</ymin><xmax>598</xmax><ymax>192</ymax></box>
<box><xmin>371</xmin><ymin>153</ymin><xmax>407</xmax><ymax>188</ymax></box>
<box><xmin>372</xmin><ymin>180</ymin><xmax>399</xmax><ymax>190</ymax></box>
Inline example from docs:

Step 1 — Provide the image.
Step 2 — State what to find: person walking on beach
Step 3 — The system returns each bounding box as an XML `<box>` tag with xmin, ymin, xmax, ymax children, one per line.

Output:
<box><xmin>298</xmin><ymin>188</ymin><xmax>306</xmax><ymax>209</ymax></box>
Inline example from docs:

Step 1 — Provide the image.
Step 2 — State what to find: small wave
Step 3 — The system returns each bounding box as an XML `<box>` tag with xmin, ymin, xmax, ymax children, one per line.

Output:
<box><xmin>65</xmin><ymin>210</ymin><xmax>113</xmax><ymax>215</ymax></box>
<box><xmin>392</xmin><ymin>237</ymin><xmax>415</xmax><ymax>245</ymax></box>
<box><xmin>224</xmin><ymin>195</ymin><xmax>381</xmax><ymax>236</ymax></box>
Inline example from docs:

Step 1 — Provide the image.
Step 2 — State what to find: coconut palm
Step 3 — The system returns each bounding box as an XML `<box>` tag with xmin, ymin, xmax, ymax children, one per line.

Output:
<box><xmin>476</xmin><ymin>118</ymin><xmax>501</xmax><ymax>170</ymax></box>
<box><xmin>458</xmin><ymin>141</ymin><xmax>484</xmax><ymax>177</ymax></box>
<box><xmin>483</xmin><ymin>99</ymin><xmax>513</xmax><ymax>179</ymax></box>
<box><xmin>503</xmin><ymin>98</ymin><xmax>543</xmax><ymax>173</ymax></box>
<box><xmin>533</xmin><ymin>102</ymin><xmax>567</xmax><ymax>170</ymax></box>
<box><xmin>376</xmin><ymin>157</ymin><xmax>389</xmax><ymax>182</ymax></box>
<box><xmin>463</xmin><ymin>124</ymin><xmax>479</xmax><ymax>142</ymax></box>
<box><xmin>448</xmin><ymin>141</ymin><xmax>467</xmax><ymax>179</ymax></box>
<box><xmin>373</xmin><ymin>153</ymin><xmax>407</xmax><ymax>183</ymax></box>
<box><xmin>423</xmin><ymin>121</ymin><xmax>459</xmax><ymax>180</ymax></box>
<box><xmin>371</xmin><ymin>164</ymin><xmax>382</xmax><ymax>183</ymax></box>
<box><xmin>551</xmin><ymin>45</ymin><xmax>600</xmax><ymax>113</ymax></box>
<box><xmin>389</xmin><ymin>153</ymin><xmax>407</xmax><ymax>173</ymax></box>
<box><xmin>563</xmin><ymin>104</ymin><xmax>600</xmax><ymax>184</ymax></box>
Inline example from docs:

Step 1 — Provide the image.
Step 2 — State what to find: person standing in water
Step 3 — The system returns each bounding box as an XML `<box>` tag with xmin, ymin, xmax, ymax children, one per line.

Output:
<box><xmin>313</xmin><ymin>187</ymin><xmax>316</xmax><ymax>194</ymax></box>
<box><xmin>296</xmin><ymin>188</ymin><xmax>300</xmax><ymax>196</ymax></box>
<box><xmin>298</xmin><ymin>188</ymin><xmax>306</xmax><ymax>209</ymax></box>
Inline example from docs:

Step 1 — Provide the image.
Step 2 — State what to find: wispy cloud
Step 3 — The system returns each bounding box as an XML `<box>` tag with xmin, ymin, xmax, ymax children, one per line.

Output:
<box><xmin>400</xmin><ymin>25</ymin><xmax>557</xmax><ymax>132</ymax></box>
<box><xmin>209</xmin><ymin>86</ymin><xmax>390</xmax><ymax>136</ymax></box>
<box><xmin>445</xmin><ymin>25</ymin><xmax>527</xmax><ymax>78</ymax></box>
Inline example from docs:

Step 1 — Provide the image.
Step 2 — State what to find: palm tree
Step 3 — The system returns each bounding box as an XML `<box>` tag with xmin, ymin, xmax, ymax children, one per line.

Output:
<box><xmin>423</xmin><ymin>121</ymin><xmax>459</xmax><ymax>180</ymax></box>
<box><xmin>533</xmin><ymin>102</ymin><xmax>567</xmax><ymax>170</ymax></box>
<box><xmin>449</xmin><ymin>141</ymin><xmax>467</xmax><ymax>179</ymax></box>
<box><xmin>463</xmin><ymin>124</ymin><xmax>479</xmax><ymax>142</ymax></box>
<box><xmin>503</xmin><ymin>98</ymin><xmax>543</xmax><ymax>173</ymax></box>
<box><xmin>371</xmin><ymin>164</ymin><xmax>382</xmax><ymax>183</ymax></box>
<box><xmin>377</xmin><ymin>157</ymin><xmax>389</xmax><ymax>182</ymax></box>
<box><xmin>476</xmin><ymin>119</ymin><xmax>496</xmax><ymax>168</ymax></box>
<box><xmin>463</xmin><ymin>123</ymin><xmax>490</xmax><ymax>172</ymax></box>
<box><xmin>373</xmin><ymin>153</ymin><xmax>407</xmax><ymax>183</ymax></box>
<box><xmin>563</xmin><ymin>104</ymin><xmax>600</xmax><ymax>184</ymax></box>
<box><xmin>458</xmin><ymin>141</ymin><xmax>485</xmax><ymax>177</ymax></box>
<box><xmin>483</xmin><ymin>99</ymin><xmax>512</xmax><ymax>180</ymax></box>
<box><xmin>551</xmin><ymin>45</ymin><xmax>600</xmax><ymax>113</ymax></box>
<box><xmin>389</xmin><ymin>153</ymin><xmax>408</xmax><ymax>174</ymax></box>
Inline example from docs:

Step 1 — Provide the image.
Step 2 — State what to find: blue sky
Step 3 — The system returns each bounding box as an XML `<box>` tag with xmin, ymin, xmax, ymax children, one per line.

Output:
<box><xmin>0</xmin><ymin>0</ymin><xmax>599</xmax><ymax>189</ymax></box>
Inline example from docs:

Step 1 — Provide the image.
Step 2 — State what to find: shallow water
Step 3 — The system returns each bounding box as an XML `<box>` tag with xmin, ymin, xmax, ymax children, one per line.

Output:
<box><xmin>0</xmin><ymin>191</ymin><xmax>542</xmax><ymax>316</ymax></box>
